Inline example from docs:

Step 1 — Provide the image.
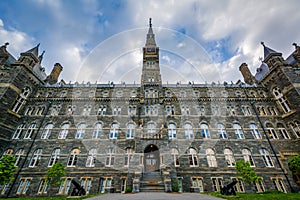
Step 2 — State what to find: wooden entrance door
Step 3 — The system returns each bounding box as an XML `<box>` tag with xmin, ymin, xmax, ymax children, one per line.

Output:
<box><xmin>144</xmin><ymin>144</ymin><xmax>159</xmax><ymax>172</ymax></box>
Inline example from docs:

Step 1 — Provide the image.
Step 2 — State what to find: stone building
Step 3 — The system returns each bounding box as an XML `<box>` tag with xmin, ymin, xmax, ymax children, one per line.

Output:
<box><xmin>0</xmin><ymin>19</ymin><xmax>299</xmax><ymax>197</ymax></box>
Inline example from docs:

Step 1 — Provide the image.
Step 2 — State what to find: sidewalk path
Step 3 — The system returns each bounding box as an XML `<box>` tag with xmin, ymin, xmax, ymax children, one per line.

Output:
<box><xmin>86</xmin><ymin>192</ymin><xmax>224</xmax><ymax>200</ymax></box>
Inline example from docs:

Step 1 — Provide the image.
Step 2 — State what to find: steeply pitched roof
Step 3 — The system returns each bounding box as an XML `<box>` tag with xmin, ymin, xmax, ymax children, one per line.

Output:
<box><xmin>261</xmin><ymin>42</ymin><xmax>282</xmax><ymax>61</ymax></box>
<box><xmin>145</xmin><ymin>18</ymin><xmax>156</xmax><ymax>46</ymax></box>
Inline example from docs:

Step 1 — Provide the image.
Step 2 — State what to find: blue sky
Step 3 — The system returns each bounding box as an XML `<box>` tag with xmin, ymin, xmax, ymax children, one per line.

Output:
<box><xmin>1</xmin><ymin>0</ymin><xmax>300</xmax><ymax>84</ymax></box>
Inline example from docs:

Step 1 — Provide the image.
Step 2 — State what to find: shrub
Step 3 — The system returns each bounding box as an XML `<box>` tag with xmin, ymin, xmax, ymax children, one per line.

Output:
<box><xmin>125</xmin><ymin>187</ymin><xmax>133</xmax><ymax>193</ymax></box>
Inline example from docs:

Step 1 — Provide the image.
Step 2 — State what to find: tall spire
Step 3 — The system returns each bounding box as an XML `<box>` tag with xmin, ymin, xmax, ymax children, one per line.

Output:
<box><xmin>146</xmin><ymin>18</ymin><xmax>156</xmax><ymax>46</ymax></box>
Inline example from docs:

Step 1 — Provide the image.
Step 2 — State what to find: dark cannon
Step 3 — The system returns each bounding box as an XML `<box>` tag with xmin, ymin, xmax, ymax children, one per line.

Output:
<box><xmin>220</xmin><ymin>180</ymin><xmax>237</xmax><ymax>196</ymax></box>
<box><xmin>71</xmin><ymin>179</ymin><xmax>86</xmax><ymax>196</ymax></box>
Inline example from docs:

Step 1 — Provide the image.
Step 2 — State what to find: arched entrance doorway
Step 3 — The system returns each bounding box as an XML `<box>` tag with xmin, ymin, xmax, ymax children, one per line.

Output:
<box><xmin>144</xmin><ymin>144</ymin><xmax>160</xmax><ymax>172</ymax></box>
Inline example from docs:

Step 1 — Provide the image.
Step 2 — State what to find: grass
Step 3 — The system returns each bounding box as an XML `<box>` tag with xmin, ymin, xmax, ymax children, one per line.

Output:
<box><xmin>208</xmin><ymin>190</ymin><xmax>300</xmax><ymax>200</ymax></box>
<box><xmin>1</xmin><ymin>193</ymin><xmax>101</xmax><ymax>200</ymax></box>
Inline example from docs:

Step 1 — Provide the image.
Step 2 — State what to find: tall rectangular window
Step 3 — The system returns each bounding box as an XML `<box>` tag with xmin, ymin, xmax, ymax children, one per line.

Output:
<box><xmin>58</xmin><ymin>178</ymin><xmax>72</xmax><ymax>195</ymax></box>
<box><xmin>17</xmin><ymin>178</ymin><xmax>31</xmax><ymax>195</ymax></box>
<box><xmin>37</xmin><ymin>179</ymin><xmax>49</xmax><ymax>194</ymax></box>
<box><xmin>211</xmin><ymin>177</ymin><xmax>223</xmax><ymax>191</ymax></box>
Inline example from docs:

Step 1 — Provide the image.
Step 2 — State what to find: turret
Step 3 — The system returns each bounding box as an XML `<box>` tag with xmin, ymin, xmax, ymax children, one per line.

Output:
<box><xmin>239</xmin><ymin>63</ymin><xmax>257</xmax><ymax>85</ymax></box>
<box><xmin>16</xmin><ymin>44</ymin><xmax>40</xmax><ymax>70</ymax></box>
<box><xmin>261</xmin><ymin>42</ymin><xmax>287</xmax><ymax>69</ymax></box>
<box><xmin>44</xmin><ymin>63</ymin><xmax>63</xmax><ymax>85</ymax></box>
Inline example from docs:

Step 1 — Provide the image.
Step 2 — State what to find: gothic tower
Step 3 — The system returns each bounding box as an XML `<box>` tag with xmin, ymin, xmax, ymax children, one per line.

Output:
<box><xmin>141</xmin><ymin>18</ymin><xmax>162</xmax><ymax>86</ymax></box>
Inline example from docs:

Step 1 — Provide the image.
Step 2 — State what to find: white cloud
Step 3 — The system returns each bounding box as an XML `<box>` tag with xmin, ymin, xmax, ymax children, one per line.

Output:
<box><xmin>1</xmin><ymin>0</ymin><xmax>300</xmax><ymax>84</ymax></box>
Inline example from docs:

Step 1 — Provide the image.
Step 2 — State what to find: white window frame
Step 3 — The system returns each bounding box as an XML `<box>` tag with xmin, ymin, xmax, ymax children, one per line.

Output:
<box><xmin>206</xmin><ymin>148</ymin><xmax>217</xmax><ymax>167</ymax></box>
<box><xmin>184</xmin><ymin>123</ymin><xmax>194</xmax><ymax>139</ymax></box>
<box><xmin>211</xmin><ymin>177</ymin><xmax>223</xmax><ymax>192</ymax></box>
<box><xmin>48</xmin><ymin>148</ymin><xmax>60</xmax><ymax>167</ymax></box>
<box><xmin>250</xmin><ymin>124</ymin><xmax>261</xmax><ymax>139</ymax></box>
<box><xmin>29</xmin><ymin>149</ymin><xmax>42</xmax><ymax>167</ymax></box>
<box><xmin>41</xmin><ymin>124</ymin><xmax>54</xmax><ymax>139</ymax></box>
<box><xmin>58</xmin><ymin>124</ymin><xmax>70</xmax><ymax>139</ymax></box>
<box><xmin>224</xmin><ymin>148</ymin><xmax>235</xmax><ymax>167</ymax></box>
<box><xmin>233</xmin><ymin>124</ymin><xmax>244</xmax><ymax>139</ymax></box>
<box><xmin>168</xmin><ymin>123</ymin><xmax>177</xmax><ymax>139</ymax></box>
<box><xmin>75</xmin><ymin>123</ymin><xmax>86</xmax><ymax>139</ymax></box>
<box><xmin>217</xmin><ymin>124</ymin><xmax>227</xmax><ymax>139</ymax></box>
<box><xmin>12</xmin><ymin>124</ymin><xmax>26</xmax><ymax>139</ymax></box>
<box><xmin>24</xmin><ymin>123</ymin><xmax>37</xmax><ymax>139</ymax></box>
<box><xmin>67</xmin><ymin>149</ymin><xmax>79</xmax><ymax>167</ymax></box>
<box><xmin>188</xmin><ymin>148</ymin><xmax>198</xmax><ymax>167</ymax></box>
<box><xmin>200</xmin><ymin>124</ymin><xmax>210</xmax><ymax>138</ymax></box>
<box><xmin>242</xmin><ymin>149</ymin><xmax>255</xmax><ymax>167</ymax></box>
<box><xmin>260</xmin><ymin>149</ymin><xmax>274</xmax><ymax>167</ymax></box>
<box><xmin>109</xmin><ymin>123</ymin><xmax>119</xmax><ymax>139</ymax></box>
<box><xmin>16</xmin><ymin>178</ymin><xmax>31</xmax><ymax>194</ymax></box>
<box><xmin>92</xmin><ymin>123</ymin><xmax>102</xmax><ymax>139</ymax></box>
<box><xmin>126</xmin><ymin>123</ymin><xmax>135</xmax><ymax>139</ymax></box>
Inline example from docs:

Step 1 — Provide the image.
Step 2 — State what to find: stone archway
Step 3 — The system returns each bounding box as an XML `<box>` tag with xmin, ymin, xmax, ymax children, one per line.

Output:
<box><xmin>144</xmin><ymin>144</ymin><xmax>160</xmax><ymax>172</ymax></box>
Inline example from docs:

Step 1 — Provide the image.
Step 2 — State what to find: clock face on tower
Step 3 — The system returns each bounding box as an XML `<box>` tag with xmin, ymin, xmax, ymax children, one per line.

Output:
<box><xmin>146</xmin><ymin>47</ymin><xmax>156</xmax><ymax>53</ymax></box>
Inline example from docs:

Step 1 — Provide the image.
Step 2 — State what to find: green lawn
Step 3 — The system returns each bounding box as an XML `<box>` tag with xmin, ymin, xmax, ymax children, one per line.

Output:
<box><xmin>208</xmin><ymin>191</ymin><xmax>300</xmax><ymax>200</ymax></box>
<box><xmin>1</xmin><ymin>194</ymin><xmax>100</xmax><ymax>200</ymax></box>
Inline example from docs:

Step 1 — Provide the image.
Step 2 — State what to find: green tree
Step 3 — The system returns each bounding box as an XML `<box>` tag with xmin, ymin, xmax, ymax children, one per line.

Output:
<box><xmin>235</xmin><ymin>160</ymin><xmax>261</xmax><ymax>184</ymax></box>
<box><xmin>0</xmin><ymin>154</ymin><xmax>17</xmax><ymax>185</ymax></box>
<box><xmin>46</xmin><ymin>161</ymin><xmax>66</xmax><ymax>186</ymax></box>
<box><xmin>288</xmin><ymin>155</ymin><xmax>300</xmax><ymax>174</ymax></box>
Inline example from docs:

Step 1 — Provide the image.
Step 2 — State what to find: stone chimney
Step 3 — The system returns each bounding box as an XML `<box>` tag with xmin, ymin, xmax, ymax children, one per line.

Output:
<box><xmin>239</xmin><ymin>63</ymin><xmax>257</xmax><ymax>85</ymax></box>
<box><xmin>45</xmin><ymin>63</ymin><xmax>63</xmax><ymax>85</ymax></box>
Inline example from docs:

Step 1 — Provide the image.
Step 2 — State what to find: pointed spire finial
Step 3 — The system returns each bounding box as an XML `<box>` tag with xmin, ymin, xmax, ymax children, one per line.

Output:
<box><xmin>4</xmin><ymin>42</ymin><xmax>9</xmax><ymax>47</ymax></box>
<box><xmin>261</xmin><ymin>41</ymin><xmax>265</xmax><ymax>47</ymax></box>
<box><xmin>149</xmin><ymin>18</ymin><xmax>152</xmax><ymax>28</ymax></box>
<box><xmin>39</xmin><ymin>50</ymin><xmax>45</xmax><ymax>64</ymax></box>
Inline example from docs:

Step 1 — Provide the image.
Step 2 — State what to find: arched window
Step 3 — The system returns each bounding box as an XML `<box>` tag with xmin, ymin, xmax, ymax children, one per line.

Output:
<box><xmin>105</xmin><ymin>148</ymin><xmax>115</xmax><ymax>166</ymax></box>
<box><xmin>224</xmin><ymin>148</ymin><xmax>235</xmax><ymax>167</ymax></box>
<box><xmin>206</xmin><ymin>148</ymin><xmax>217</xmax><ymax>167</ymax></box>
<box><xmin>15</xmin><ymin>149</ymin><xmax>24</xmax><ymax>166</ymax></box>
<box><xmin>249</xmin><ymin>124</ymin><xmax>261</xmax><ymax>139</ymax></box>
<box><xmin>184</xmin><ymin>123</ymin><xmax>194</xmax><ymax>139</ymax></box>
<box><xmin>29</xmin><ymin>148</ymin><xmax>42</xmax><ymax>167</ymax></box>
<box><xmin>233</xmin><ymin>124</ymin><xmax>244</xmax><ymax>139</ymax></box>
<box><xmin>12</xmin><ymin>124</ymin><xmax>26</xmax><ymax>139</ymax></box>
<box><xmin>273</xmin><ymin>87</ymin><xmax>291</xmax><ymax>113</ymax></box>
<box><xmin>188</xmin><ymin>148</ymin><xmax>198</xmax><ymax>167</ymax></box>
<box><xmin>110</xmin><ymin>123</ymin><xmax>119</xmax><ymax>139</ymax></box>
<box><xmin>93</xmin><ymin>123</ymin><xmax>102</xmax><ymax>139</ymax></box>
<box><xmin>82</xmin><ymin>105</ymin><xmax>92</xmax><ymax>116</ymax></box>
<box><xmin>126</xmin><ymin>123</ymin><xmax>135</xmax><ymax>139</ymax></box>
<box><xmin>168</xmin><ymin>123</ymin><xmax>177</xmax><ymax>139</ymax></box>
<box><xmin>290</xmin><ymin>122</ymin><xmax>300</xmax><ymax>138</ymax></box>
<box><xmin>75</xmin><ymin>123</ymin><xmax>86</xmax><ymax>139</ymax></box>
<box><xmin>4</xmin><ymin>148</ymin><xmax>13</xmax><ymax>155</ymax></box>
<box><xmin>266</xmin><ymin>123</ymin><xmax>278</xmax><ymax>139</ymax></box>
<box><xmin>24</xmin><ymin>123</ymin><xmax>37</xmax><ymax>139</ymax></box>
<box><xmin>48</xmin><ymin>148</ymin><xmax>60</xmax><ymax>167</ymax></box>
<box><xmin>12</xmin><ymin>87</ymin><xmax>31</xmax><ymax>113</ymax></box>
<box><xmin>260</xmin><ymin>148</ymin><xmax>274</xmax><ymax>167</ymax></box>
<box><xmin>58</xmin><ymin>123</ymin><xmax>70</xmax><ymax>139</ymax></box>
<box><xmin>200</xmin><ymin>123</ymin><xmax>210</xmax><ymax>138</ymax></box>
<box><xmin>41</xmin><ymin>124</ymin><xmax>54</xmax><ymax>139</ymax></box>
<box><xmin>217</xmin><ymin>124</ymin><xmax>227</xmax><ymax>139</ymax></box>
<box><xmin>277</xmin><ymin>123</ymin><xmax>290</xmax><ymax>139</ymax></box>
<box><xmin>86</xmin><ymin>149</ymin><xmax>97</xmax><ymax>167</ymax></box>
<box><xmin>147</xmin><ymin>122</ymin><xmax>156</xmax><ymax>134</ymax></box>
<box><xmin>171</xmin><ymin>148</ymin><xmax>180</xmax><ymax>167</ymax></box>
<box><xmin>242</xmin><ymin>149</ymin><xmax>255</xmax><ymax>167</ymax></box>
<box><xmin>124</xmin><ymin>148</ymin><xmax>133</xmax><ymax>167</ymax></box>
<box><xmin>67</xmin><ymin>149</ymin><xmax>79</xmax><ymax>167</ymax></box>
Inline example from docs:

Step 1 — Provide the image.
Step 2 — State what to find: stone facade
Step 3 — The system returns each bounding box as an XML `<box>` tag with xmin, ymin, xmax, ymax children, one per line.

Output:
<box><xmin>0</xmin><ymin>19</ymin><xmax>300</xmax><ymax>197</ymax></box>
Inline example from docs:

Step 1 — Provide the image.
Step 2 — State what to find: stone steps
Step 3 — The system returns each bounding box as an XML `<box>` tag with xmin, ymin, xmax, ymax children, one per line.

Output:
<box><xmin>140</xmin><ymin>172</ymin><xmax>165</xmax><ymax>192</ymax></box>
